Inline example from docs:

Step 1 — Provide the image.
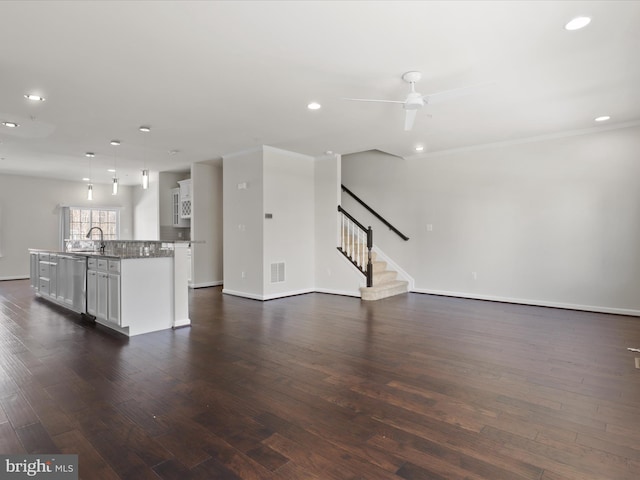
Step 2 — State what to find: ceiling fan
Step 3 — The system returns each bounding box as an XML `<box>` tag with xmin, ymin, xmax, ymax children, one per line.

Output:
<box><xmin>345</xmin><ymin>71</ymin><xmax>480</xmax><ymax>131</ymax></box>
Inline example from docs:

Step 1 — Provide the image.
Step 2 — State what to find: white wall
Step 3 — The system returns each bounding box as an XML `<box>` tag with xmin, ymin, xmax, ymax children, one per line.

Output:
<box><xmin>314</xmin><ymin>153</ymin><xmax>363</xmax><ymax>296</ymax></box>
<box><xmin>132</xmin><ymin>171</ymin><xmax>160</xmax><ymax>240</ymax></box>
<box><xmin>223</xmin><ymin>148</ymin><xmax>265</xmax><ymax>298</ymax></box>
<box><xmin>263</xmin><ymin>146</ymin><xmax>315</xmax><ymax>298</ymax></box>
<box><xmin>0</xmin><ymin>174</ymin><xmax>133</xmax><ymax>279</ymax></box>
<box><xmin>223</xmin><ymin>146</ymin><xmax>319</xmax><ymax>300</ymax></box>
<box><xmin>342</xmin><ymin>125</ymin><xmax>640</xmax><ymax>315</ymax></box>
<box><xmin>191</xmin><ymin>162</ymin><xmax>223</xmax><ymax>287</ymax></box>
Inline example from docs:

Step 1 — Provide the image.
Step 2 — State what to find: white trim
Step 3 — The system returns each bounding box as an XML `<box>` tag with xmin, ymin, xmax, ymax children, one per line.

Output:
<box><xmin>314</xmin><ymin>288</ymin><xmax>360</xmax><ymax>298</ymax></box>
<box><xmin>190</xmin><ymin>280</ymin><xmax>223</xmax><ymax>289</ymax></box>
<box><xmin>263</xmin><ymin>145</ymin><xmax>315</xmax><ymax>161</ymax></box>
<box><xmin>262</xmin><ymin>288</ymin><xmax>315</xmax><ymax>300</ymax></box>
<box><xmin>371</xmin><ymin>245</ymin><xmax>415</xmax><ymax>290</ymax></box>
<box><xmin>0</xmin><ymin>275</ymin><xmax>29</xmax><ymax>281</ymax></box>
<box><xmin>222</xmin><ymin>287</ymin><xmax>316</xmax><ymax>301</ymax></box>
<box><xmin>411</xmin><ymin>288</ymin><xmax>640</xmax><ymax>317</ymax></box>
<box><xmin>404</xmin><ymin>120</ymin><xmax>640</xmax><ymax>160</ymax></box>
<box><xmin>222</xmin><ymin>289</ymin><xmax>264</xmax><ymax>300</ymax></box>
<box><xmin>222</xmin><ymin>146</ymin><xmax>263</xmax><ymax>160</ymax></box>
<box><xmin>58</xmin><ymin>204</ymin><xmax>125</xmax><ymax>210</ymax></box>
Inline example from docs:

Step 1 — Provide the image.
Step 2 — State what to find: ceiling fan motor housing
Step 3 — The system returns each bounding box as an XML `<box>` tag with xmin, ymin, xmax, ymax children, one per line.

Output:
<box><xmin>404</xmin><ymin>92</ymin><xmax>425</xmax><ymax>109</ymax></box>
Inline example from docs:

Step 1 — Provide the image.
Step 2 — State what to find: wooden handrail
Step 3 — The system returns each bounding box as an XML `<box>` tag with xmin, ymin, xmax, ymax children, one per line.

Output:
<box><xmin>341</xmin><ymin>185</ymin><xmax>409</xmax><ymax>241</ymax></box>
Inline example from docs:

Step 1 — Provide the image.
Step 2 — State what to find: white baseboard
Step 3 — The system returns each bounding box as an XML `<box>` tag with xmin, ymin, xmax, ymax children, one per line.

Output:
<box><xmin>190</xmin><ymin>280</ymin><xmax>223</xmax><ymax>289</ymax></box>
<box><xmin>173</xmin><ymin>318</ymin><xmax>191</xmax><ymax>328</ymax></box>
<box><xmin>0</xmin><ymin>275</ymin><xmax>29</xmax><ymax>281</ymax></box>
<box><xmin>411</xmin><ymin>288</ymin><xmax>640</xmax><ymax>317</ymax></box>
<box><xmin>314</xmin><ymin>288</ymin><xmax>361</xmax><ymax>298</ymax></box>
<box><xmin>223</xmin><ymin>287</ymin><xmax>319</xmax><ymax>301</ymax></box>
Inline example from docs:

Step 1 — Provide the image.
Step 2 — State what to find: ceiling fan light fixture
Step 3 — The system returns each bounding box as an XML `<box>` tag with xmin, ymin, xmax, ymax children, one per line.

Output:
<box><xmin>594</xmin><ymin>115</ymin><xmax>610</xmax><ymax>122</ymax></box>
<box><xmin>24</xmin><ymin>93</ymin><xmax>45</xmax><ymax>101</ymax></box>
<box><xmin>565</xmin><ymin>16</ymin><xmax>591</xmax><ymax>31</ymax></box>
<box><xmin>307</xmin><ymin>102</ymin><xmax>321</xmax><ymax>110</ymax></box>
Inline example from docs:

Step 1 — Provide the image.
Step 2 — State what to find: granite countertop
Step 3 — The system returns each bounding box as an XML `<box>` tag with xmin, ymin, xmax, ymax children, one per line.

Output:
<box><xmin>29</xmin><ymin>248</ymin><xmax>173</xmax><ymax>259</ymax></box>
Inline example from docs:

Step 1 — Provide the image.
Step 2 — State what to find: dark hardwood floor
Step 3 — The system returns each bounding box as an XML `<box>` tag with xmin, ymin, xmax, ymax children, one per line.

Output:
<box><xmin>1</xmin><ymin>280</ymin><xmax>640</xmax><ymax>479</ymax></box>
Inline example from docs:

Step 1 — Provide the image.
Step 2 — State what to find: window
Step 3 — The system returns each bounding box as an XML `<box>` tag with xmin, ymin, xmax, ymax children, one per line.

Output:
<box><xmin>62</xmin><ymin>207</ymin><xmax>120</xmax><ymax>242</ymax></box>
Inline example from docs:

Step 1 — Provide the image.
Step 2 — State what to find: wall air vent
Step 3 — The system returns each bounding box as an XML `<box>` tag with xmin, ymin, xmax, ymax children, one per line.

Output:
<box><xmin>270</xmin><ymin>262</ymin><xmax>285</xmax><ymax>283</ymax></box>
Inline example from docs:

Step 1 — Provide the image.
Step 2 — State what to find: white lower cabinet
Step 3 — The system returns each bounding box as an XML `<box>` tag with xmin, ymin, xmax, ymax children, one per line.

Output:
<box><xmin>31</xmin><ymin>251</ymin><xmax>86</xmax><ymax>314</ymax></box>
<box><xmin>107</xmin><ymin>273</ymin><xmax>120</xmax><ymax>325</ymax></box>
<box><xmin>87</xmin><ymin>258</ymin><xmax>121</xmax><ymax>327</ymax></box>
<box><xmin>87</xmin><ymin>269</ymin><xmax>97</xmax><ymax>316</ymax></box>
<box><xmin>96</xmin><ymin>272</ymin><xmax>108</xmax><ymax>321</ymax></box>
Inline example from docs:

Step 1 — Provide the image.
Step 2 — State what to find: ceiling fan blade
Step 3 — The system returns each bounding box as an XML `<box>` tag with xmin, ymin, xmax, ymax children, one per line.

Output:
<box><xmin>343</xmin><ymin>97</ymin><xmax>406</xmax><ymax>104</ymax></box>
<box><xmin>423</xmin><ymin>82</ymin><xmax>490</xmax><ymax>105</ymax></box>
<box><xmin>404</xmin><ymin>109</ymin><xmax>417</xmax><ymax>131</ymax></box>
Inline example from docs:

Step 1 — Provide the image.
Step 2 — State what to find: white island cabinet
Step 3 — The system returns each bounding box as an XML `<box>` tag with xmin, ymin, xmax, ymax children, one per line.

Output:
<box><xmin>84</xmin><ymin>256</ymin><xmax>174</xmax><ymax>336</ymax></box>
<box><xmin>30</xmin><ymin>242</ymin><xmax>188</xmax><ymax>337</ymax></box>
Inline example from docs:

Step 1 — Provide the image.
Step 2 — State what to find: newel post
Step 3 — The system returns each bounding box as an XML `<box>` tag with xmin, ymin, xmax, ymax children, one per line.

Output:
<box><xmin>366</xmin><ymin>226</ymin><xmax>373</xmax><ymax>287</ymax></box>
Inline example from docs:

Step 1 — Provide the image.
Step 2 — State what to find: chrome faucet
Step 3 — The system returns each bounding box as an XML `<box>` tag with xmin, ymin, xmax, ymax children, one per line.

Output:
<box><xmin>86</xmin><ymin>227</ymin><xmax>106</xmax><ymax>254</ymax></box>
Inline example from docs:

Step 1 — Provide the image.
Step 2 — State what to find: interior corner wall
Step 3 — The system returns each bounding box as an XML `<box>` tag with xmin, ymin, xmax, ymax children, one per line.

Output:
<box><xmin>262</xmin><ymin>147</ymin><xmax>315</xmax><ymax>298</ymax></box>
<box><xmin>342</xmin><ymin>125</ymin><xmax>640</xmax><ymax>315</ymax></box>
<box><xmin>314</xmin><ymin>154</ymin><xmax>364</xmax><ymax>296</ymax></box>
<box><xmin>132</xmin><ymin>171</ymin><xmax>160</xmax><ymax>240</ymax></box>
<box><xmin>191</xmin><ymin>162</ymin><xmax>223</xmax><ymax>287</ymax></box>
<box><xmin>0</xmin><ymin>174</ymin><xmax>133</xmax><ymax>279</ymax></box>
<box><xmin>223</xmin><ymin>149</ymin><xmax>264</xmax><ymax>298</ymax></box>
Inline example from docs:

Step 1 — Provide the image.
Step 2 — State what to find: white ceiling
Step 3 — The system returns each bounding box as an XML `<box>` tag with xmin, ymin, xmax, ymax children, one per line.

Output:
<box><xmin>1</xmin><ymin>1</ymin><xmax>639</xmax><ymax>186</ymax></box>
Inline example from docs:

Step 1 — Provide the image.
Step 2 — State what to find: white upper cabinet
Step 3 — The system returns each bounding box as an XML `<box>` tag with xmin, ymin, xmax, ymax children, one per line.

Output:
<box><xmin>178</xmin><ymin>179</ymin><xmax>192</xmax><ymax>219</ymax></box>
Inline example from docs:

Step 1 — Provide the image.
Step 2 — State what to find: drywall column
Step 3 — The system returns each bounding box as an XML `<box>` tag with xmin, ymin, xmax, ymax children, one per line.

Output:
<box><xmin>314</xmin><ymin>153</ymin><xmax>363</xmax><ymax>296</ymax></box>
<box><xmin>262</xmin><ymin>146</ymin><xmax>315</xmax><ymax>299</ymax></box>
<box><xmin>222</xmin><ymin>148</ymin><xmax>265</xmax><ymax>299</ymax></box>
<box><xmin>191</xmin><ymin>162</ymin><xmax>223</xmax><ymax>288</ymax></box>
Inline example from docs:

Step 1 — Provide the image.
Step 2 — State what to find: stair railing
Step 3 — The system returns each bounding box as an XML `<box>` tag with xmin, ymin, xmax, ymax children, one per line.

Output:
<box><xmin>337</xmin><ymin>206</ymin><xmax>373</xmax><ymax>287</ymax></box>
<box><xmin>341</xmin><ymin>184</ymin><xmax>409</xmax><ymax>241</ymax></box>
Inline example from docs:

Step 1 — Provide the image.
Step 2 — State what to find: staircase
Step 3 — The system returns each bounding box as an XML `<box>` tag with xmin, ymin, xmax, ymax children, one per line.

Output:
<box><xmin>359</xmin><ymin>250</ymin><xmax>408</xmax><ymax>301</ymax></box>
<box><xmin>337</xmin><ymin>201</ymin><xmax>409</xmax><ymax>301</ymax></box>
<box><xmin>340</xmin><ymin>236</ymin><xmax>408</xmax><ymax>301</ymax></box>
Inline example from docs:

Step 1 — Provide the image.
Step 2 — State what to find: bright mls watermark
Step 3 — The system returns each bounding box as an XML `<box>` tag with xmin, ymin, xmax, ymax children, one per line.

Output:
<box><xmin>1</xmin><ymin>455</ymin><xmax>78</xmax><ymax>479</ymax></box>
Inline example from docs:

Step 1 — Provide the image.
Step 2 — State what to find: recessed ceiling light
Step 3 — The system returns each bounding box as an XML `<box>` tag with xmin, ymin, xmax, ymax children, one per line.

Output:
<box><xmin>2</xmin><ymin>121</ymin><xmax>19</xmax><ymax>128</ymax></box>
<box><xmin>169</xmin><ymin>149</ymin><xmax>180</xmax><ymax>155</ymax></box>
<box><xmin>594</xmin><ymin>115</ymin><xmax>611</xmax><ymax>122</ymax></box>
<box><xmin>415</xmin><ymin>145</ymin><xmax>425</xmax><ymax>152</ymax></box>
<box><xmin>82</xmin><ymin>177</ymin><xmax>90</xmax><ymax>182</ymax></box>
<box><xmin>565</xmin><ymin>16</ymin><xmax>591</xmax><ymax>31</ymax></box>
<box><xmin>307</xmin><ymin>102</ymin><xmax>321</xmax><ymax>110</ymax></box>
<box><xmin>110</xmin><ymin>139</ymin><xmax>121</xmax><ymax>146</ymax></box>
<box><xmin>24</xmin><ymin>93</ymin><xmax>45</xmax><ymax>101</ymax></box>
<box><xmin>139</xmin><ymin>126</ymin><xmax>151</xmax><ymax>132</ymax></box>
<box><xmin>107</xmin><ymin>168</ymin><xmax>116</xmax><ymax>173</ymax></box>
<box><xmin>85</xmin><ymin>152</ymin><xmax>95</xmax><ymax>158</ymax></box>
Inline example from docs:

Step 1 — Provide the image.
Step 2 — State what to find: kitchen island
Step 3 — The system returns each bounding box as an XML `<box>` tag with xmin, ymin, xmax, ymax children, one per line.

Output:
<box><xmin>29</xmin><ymin>241</ymin><xmax>190</xmax><ymax>336</ymax></box>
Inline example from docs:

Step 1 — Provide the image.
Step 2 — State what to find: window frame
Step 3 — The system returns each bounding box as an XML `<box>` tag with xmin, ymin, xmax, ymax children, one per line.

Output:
<box><xmin>61</xmin><ymin>206</ymin><xmax>121</xmax><ymax>246</ymax></box>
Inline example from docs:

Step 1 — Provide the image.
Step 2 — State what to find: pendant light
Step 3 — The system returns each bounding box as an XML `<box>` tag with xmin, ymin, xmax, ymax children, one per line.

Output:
<box><xmin>111</xmin><ymin>140</ymin><xmax>119</xmax><ymax>195</ymax></box>
<box><xmin>139</xmin><ymin>125</ymin><xmax>150</xmax><ymax>189</ymax></box>
<box><xmin>142</xmin><ymin>169</ymin><xmax>149</xmax><ymax>189</ymax></box>
<box><xmin>87</xmin><ymin>152</ymin><xmax>93</xmax><ymax>200</ymax></box>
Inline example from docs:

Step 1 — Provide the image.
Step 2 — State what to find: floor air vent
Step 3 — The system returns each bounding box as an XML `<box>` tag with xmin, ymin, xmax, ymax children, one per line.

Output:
<box><xmin>270</xmin><ymin>262</ymin><xmax>285</xmax><ymax>283</ymax></box>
